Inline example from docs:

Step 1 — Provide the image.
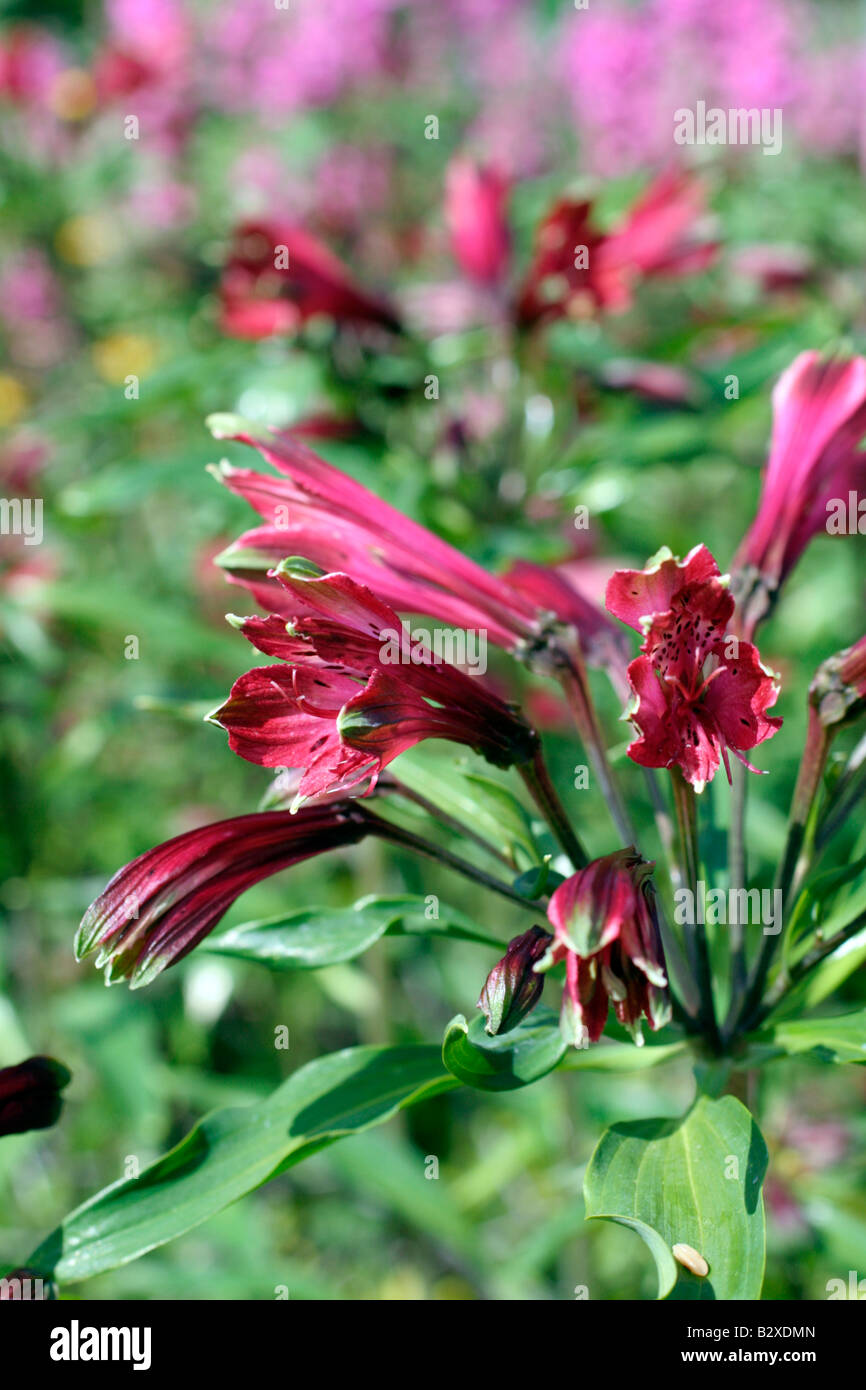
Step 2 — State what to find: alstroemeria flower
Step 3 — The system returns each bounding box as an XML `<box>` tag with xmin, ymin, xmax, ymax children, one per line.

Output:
<box><xmin>76</xmin><ymin>805</ymin><xmax>370</xmax><ymax>987</ymax></box>
<box><xmin>207</xmin><ymin>414</ymin><xmax>543</xmax><ymax>650</ymax></box>
<box><xmin>606</xmin><ymin>544</ymin><xmax>782</xmax><ymax>792</ymax></box>
<box><xmin>0</xmin><ymin>1056</ymin><xmax>70</xmax><ymax>1138</ymax></box>
<box><xmin>219</xmin><ymin>220</ymin><xmax>400</xmax><ymax>338</ymax></box>
<box><xmin>537</xmin><ymin>850</ymin><xmax>670</xmax><ymax>1045</ymax></box>
<box><xmin>211</xmin><ymin>563</ymin><xmax>538</xmax><ymax>806</ymax></box>
<box><xmin>516</xmin><ymin>170</ymin><xmax>715</xmax><ymax>326</ymax></box>
<box><xmin>732</xmin><ymin>352</ymin><xmax>866</xmax><ymax>636</ymax></box>
<box><xmin>445</xmin><ymin>158</ymin><xmax>510</xmax><ymax>286</ymax></box>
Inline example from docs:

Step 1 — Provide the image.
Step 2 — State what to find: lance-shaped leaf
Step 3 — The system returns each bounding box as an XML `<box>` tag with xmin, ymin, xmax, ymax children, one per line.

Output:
<box><xmin>753</xmin><ymin>1009</ymin><xmax>866</xmax><ymax>1064</ymax></box>
<box><xmin>28</xmin><ymin>1045</ymin><xmax>455</xmax><ymax>1285</ymax></box>
<box><xmin>584</xmin><ymin>1094</ymin><xmax>767</xmax><ymax>1300</ymax></box>
<box><xmin>206</xmin><ymin>893</ymin><xmax>501</xmax><ymax>969</ymax></box>
<box><xmin>443</xmin><ymin>1007</ymin><xmax>566</xmax><ymax>1091</ymax></box>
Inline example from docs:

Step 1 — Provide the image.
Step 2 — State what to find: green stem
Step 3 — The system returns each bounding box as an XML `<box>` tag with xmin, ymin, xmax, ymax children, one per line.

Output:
<box><xmin>725</xmin><ymin>762</ymin><xmax>749</xmax><ymax>1026</ymax></box>
<box><xmin>518</xmin><ymin>746</ymin><xmax>589</xmax><ymax>869</ymax></box>
<box><xmin>732</xmin><ymin>704</ymin><xmax>833</xmax><ymax>1037</ymax></box>
<box><xmin>552</xmin><ymin>643</ymin><xmax>637</xmax><ymax>846</ymax></box>
<box><xmin>671</xmin><ymin>767</ymin><xmax>719</xmax><ymax>1049</ymax></box>
<box><xmin>387</xmin><ymin>776</ymin><xmax>515</xmax><ymax>869</ymax></box>
<box><xmin>365</xmin><ymin>813</ymin><xmax>542</xmax><ymax>913</ymax></box>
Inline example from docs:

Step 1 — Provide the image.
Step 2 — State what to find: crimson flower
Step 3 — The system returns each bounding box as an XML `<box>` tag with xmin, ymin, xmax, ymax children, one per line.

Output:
<box><xmin>208</xmin><ymin>414</ymin><xmax>543</xmax><ymax>650</ymax></box>
<box><xmin>537</xmin><ymin>850</ymin><xmax>671</xmax><ymax>1045</ymax></box>
<box><xmin>0</xmin><ymin>1056</ymin><xmax>70</xmax><ymax>1138</ymax></box>
<box><xmin>211</xmin><ymin>563</ymin><xmax>537</xmax><ymax>805</ymax></box>
<box><xmin>445</xmin><ymin>158</ymin><xmax>510</xmax><ymax>286</ymax></box>
<box><xmin>516</xmin><ymin>170</ymin><xmax>715</xmax><ymax>326</ymax></box>
<box><xmin>732</xmin><ymin>352</ymin><xmax>866</xmax><ymax>636</ymax></box>
<box><xmin>606</xmin><ymin>544</ymin><xmax>782</xmax><ymax>792</ymax></box>
<box><xmin>219</xmin><ymin>220</ymin><xmax>400</xmax><ymax>338</ymax></box>
<box><xmin>76</xmin><ymin>805</ymin><xmax>370</xmax><ymax>987</ymax></box>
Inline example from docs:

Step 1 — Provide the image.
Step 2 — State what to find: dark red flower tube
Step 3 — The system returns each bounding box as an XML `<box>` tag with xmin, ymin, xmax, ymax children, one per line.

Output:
<box><xmin>0</xmin><ymin>1056</ymin><xmax>70</xmax><ymax>1138</ymax></box>
<box><xmin>76</xmin><ymin>806</ymin><xmax>370</xmax><ymax>988</ymax></box>
<box><xmin>211</xmin><ymin>563</ymin><xmax>538</xmax><ymax>805</ymax></box>
<box><xmin>207</xmin><ymin>414</ymin><xmax>543</xmax><ymax>650</ymax></box>
<box><xmin>445</xmin><ymin>158</ymin><xmax>510</xmax><ymax>286</ymax></box>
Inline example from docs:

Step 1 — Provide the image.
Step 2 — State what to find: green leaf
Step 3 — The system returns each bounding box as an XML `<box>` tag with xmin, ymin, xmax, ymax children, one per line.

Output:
<box><xmin>770</xmin><ymin>923</ymin><xmax>866</xmax><ymax>1018</ymax></box>
<box><xmin>584</xmin><ymin>1094</ymin><xmax>767</xmax><ymax>1300</ymax></box>
<box><xmin>559</xmin><ymin>1038</ymin><xmax>688</xmax><ymax>1071</ymax></box>
<box><xmin>392</xmin><ymin>746</ymin><xmax>540</xmax><ymax>865</ymax></box>
<box><xmin>29</xmin><ymin>1045</ymin><xmax>456</xmax><ymax>1285</ymax></box>
<box><xmin>755</xmin><ymin>1009</ymin><xmax>866</xmax><ymax>1064</ymax></box>
<box><xmin>443</xmin><ymin>1008</ymin><xmax>566</xmax><ymax>1091</ymax></box>
<box><xmin>206</xmin><ymin>893</ymin><xmax>500</xmax><ymax>969</ymax></box>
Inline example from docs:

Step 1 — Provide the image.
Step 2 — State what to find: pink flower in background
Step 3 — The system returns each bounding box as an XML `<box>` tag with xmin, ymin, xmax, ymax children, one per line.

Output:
<box><xmin>445</xmin><ymin>158</ymin><xmax>510</xmax><ymax>285</ymax></box>
<box><xmin>0</xmin><ymin>26</ymin><xmax>65</xmax><ymax>105</ymax></box>
<box><xmin>516</xmin><ymin>170</ymin><xmax>715</xmax><ymax>326</ymax></box>
<box><xmin>219</xmin><ymin>220</ymin><xmax>401</xmax><ymax>336</ymax></box>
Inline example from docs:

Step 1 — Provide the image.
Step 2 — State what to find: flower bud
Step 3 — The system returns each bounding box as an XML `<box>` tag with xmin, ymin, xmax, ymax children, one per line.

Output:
<box><xmin>477</xmin><ymin>926</ymin><xmax>551</xmax><ymax>1035</ymax></box>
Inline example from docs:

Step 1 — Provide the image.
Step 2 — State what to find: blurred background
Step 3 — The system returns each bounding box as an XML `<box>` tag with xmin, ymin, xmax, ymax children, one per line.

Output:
<box><xmin>1</xmin><ymin>0</ymin><xmax>865</xmax><ymax>1300</ymax></box>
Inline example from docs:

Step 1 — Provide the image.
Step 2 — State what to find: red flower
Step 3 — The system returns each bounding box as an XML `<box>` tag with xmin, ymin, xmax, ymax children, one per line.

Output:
<box><xmin>732</xmin><ymin>352</ymin><xmax>866</xmax><ymax>635</ymax></box>
<box><xmin>219</xmin><ymin>220</ymin><xmax>400</xmax><ymax>338</ymax></box>
<box><xmin>445</xmin><ymin>158</ymin><xmax>510</xmax><ymax>286</ymax></box>
<box><xmin>211</xmin><ymin>564</ymin><xmax>537</xmax><ymax>805</ymax></box>
<box><xmin>516</xmin><ymin>170</ymin><xmax>715</xmax><ymax>326</ymax></box>
<box><xmin>0</xmin><ymin>1056</ymin><xmax>70</xmax><ymax>1138</ymax></box>
<box><xmin>208</xmin><ymin>414</ymin><xmax>542</xmax><ymax>650</ymax></box>
<box><xmin>76</xmin><ymin>805</ymin><xmax>370</xmax><ymax>987</ymax></box>
<box><xmin>606</xmin><ymin>545</ymin><xmax>782</xmax><ymax>792</ymax></box>
<box><xmin>538</xmin><ymin>850</ymin><xmax>670</xmax><ymax>1045</ymax></box>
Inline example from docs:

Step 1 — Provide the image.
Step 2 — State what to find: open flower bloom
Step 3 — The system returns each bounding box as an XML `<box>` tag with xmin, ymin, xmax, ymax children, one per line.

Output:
<box><xmin>211</xmin><ymin>563</ymin><xmax>538</xmax><ymax>806</ymax></box>
<box><xmin>731</xmin><ymin>352</ymin><xmax>866</xmax><ymax>636</ymax></box>
<box><xmin>76</xmin><ymin>805</ymin><xmax>370</xmax><ymax>987</ymax></box>
<box><xmin>516</xmin><ymin>169</ymin><xmax>715</xmax><ymax>326</ymax></box>
<box><xmin>537</xmin><ymin>850</ymin><xmax>670</xmax><ymax>1045</ymax></box>
<box><xmin>0</xmin><ymin>1056</ymin><xmax>70</xmax><ymax>1138</ymax></box>
<box><xmin>445</xmin><ymin>158</ymin><xmax>510</xmax><ymax>286</ymax></box>
<box><xmin>219</xmin><ymin>220</ymin><xmax>400</xmax><ymax>338</ymax></box>
<box><xmin>606</xmin><ymin>544</ymin><xmax>782</xmax><ymax>792</ymax></box>
<box><xmin>208</xmin><ymin>414</ymin><xmax>543</xmax><ymax>650</ymax></box>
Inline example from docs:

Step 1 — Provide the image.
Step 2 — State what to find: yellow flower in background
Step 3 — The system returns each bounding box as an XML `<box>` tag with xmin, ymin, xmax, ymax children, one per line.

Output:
<box><xmin>55</xmin><ymin>214</ymin><xmax>118</xmax><ymax>267</ymax></box>
<box><xmin>0</xmin><ymin>374</ymin><xmax>29</xmax><ymax>427</ymax></box>
<box><xmin>48</xmin><ymin>69</ymin><xmax>98</xmax><ymax>122</ymax></box>
<box><xmin>91</xmin><ymin>333</ymin><xmax>158</xmax><ymax>385</ymax></box>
